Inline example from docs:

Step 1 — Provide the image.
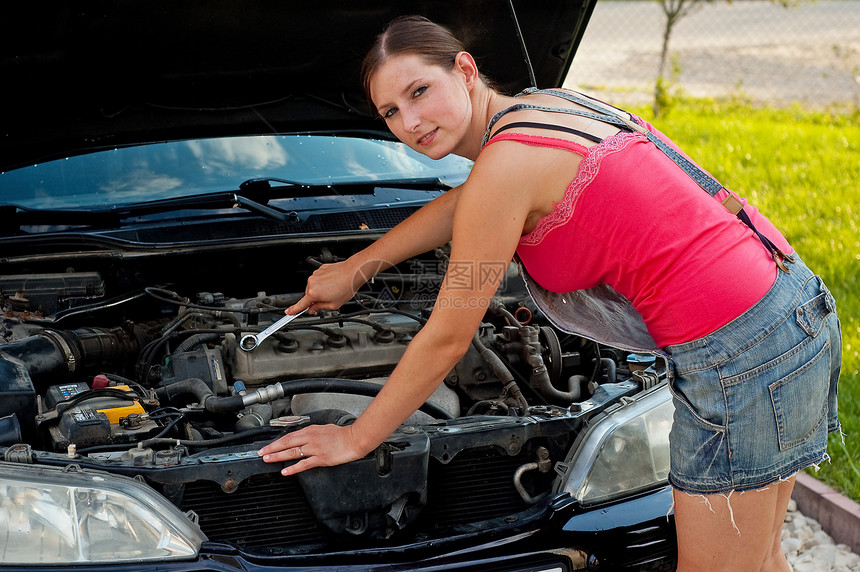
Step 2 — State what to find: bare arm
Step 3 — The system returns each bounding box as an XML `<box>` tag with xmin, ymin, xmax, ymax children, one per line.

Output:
<box><xmin>288</xmin><ymin>185</ymin><xmax>462</xmax><ymax>314</ymax></box>
<box><xmin>343</xmin><ymin>160</ymin><xmax>531</xmax><ymax>454</ymax></box>
<box><xmin>260</xmin><ymin>141</ymin><xmax>546</xmax><ymax>473</ymax></box>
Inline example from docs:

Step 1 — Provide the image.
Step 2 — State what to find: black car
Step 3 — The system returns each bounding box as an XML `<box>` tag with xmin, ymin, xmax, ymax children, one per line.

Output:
<box><xmin>0</xmin><ymin>2</ymin><xmax>677</xmax><ymax>570</ymax></box>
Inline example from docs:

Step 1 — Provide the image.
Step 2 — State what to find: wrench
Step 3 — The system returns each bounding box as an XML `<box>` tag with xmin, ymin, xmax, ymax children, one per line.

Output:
<box><xmin>239</xmin><ymin>309</ymin><xmax>307</xmax><ymax>351</ymax></box>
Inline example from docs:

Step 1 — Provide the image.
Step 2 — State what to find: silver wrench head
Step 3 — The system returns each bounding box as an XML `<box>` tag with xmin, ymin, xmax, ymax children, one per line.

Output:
<box><xmin>239</xmin><ymin>333</ymin><xmax>263</xmax><ymax>351</ymax></box>
<box><xmin>239</xmin><ymin>308</ymin><xmax>306</xmax><ymax>352</ymax></box>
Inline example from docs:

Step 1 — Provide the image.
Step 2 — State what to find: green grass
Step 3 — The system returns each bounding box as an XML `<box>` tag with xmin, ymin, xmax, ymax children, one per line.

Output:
<box><xmin>631</xmin><ymin>98</ymin><xmax>860</xmax><ymax>502</ymax></box>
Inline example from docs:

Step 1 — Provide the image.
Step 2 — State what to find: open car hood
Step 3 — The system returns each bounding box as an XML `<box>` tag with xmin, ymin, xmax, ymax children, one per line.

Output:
<box><xmin>0</xmin><ymin>0</ymin><xmax>595</xmax><ymax>172</ymax></box>
<box><xmin>0</xmin><ymin>4</ymin><xmax>684</xmax><ymax>567</ymax></box>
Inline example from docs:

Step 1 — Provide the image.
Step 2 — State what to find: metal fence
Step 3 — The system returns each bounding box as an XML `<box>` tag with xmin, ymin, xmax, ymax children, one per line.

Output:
<box><xmin>564</xmin><ymin>0</ymin><xmax>860</xmax><ymax>109</ymax></box>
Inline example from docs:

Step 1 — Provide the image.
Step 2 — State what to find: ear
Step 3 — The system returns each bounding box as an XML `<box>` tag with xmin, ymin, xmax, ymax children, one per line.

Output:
<box><xmin>453</xmin><ymin>51</ymin><xmax>480</xmax><ymax>89</ymax></box>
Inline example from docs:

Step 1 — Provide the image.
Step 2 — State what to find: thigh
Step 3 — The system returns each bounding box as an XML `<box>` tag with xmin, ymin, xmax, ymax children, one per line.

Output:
<box><xmin>674</xmin><ymin>478</ymin><xmax>793</xmax><ymax>572</ymax></box>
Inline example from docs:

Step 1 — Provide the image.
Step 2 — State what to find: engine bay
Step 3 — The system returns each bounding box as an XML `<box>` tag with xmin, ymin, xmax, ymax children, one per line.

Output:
<box><xmin>0</xmin><ymin>235</ymin><xmax>665</xmax><ymax>546</ymax></box>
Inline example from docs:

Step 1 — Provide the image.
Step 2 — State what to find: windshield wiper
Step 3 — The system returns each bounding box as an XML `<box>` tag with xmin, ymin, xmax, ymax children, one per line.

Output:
<box><xmin>2</xmin><ymin>192</ymin><xmax>284</xmax><ymax>231</ymax></box>
<box><xmin>238</xmin><ymin>176</ymin><xmax>452</xmax><ymax>195</ymax></box>
<box><xmin>231</xmin><ymin>193</ymin><xmax>300</xmax><ymax>223</ymax></box>
<box><xmin>3</xmin><ymin>192</ymin><xmax>238</xmax><ymax>229</ymax></box>
<box><xmin>2</xmin><ymin>177</ymin><xmax>455</xmax><ymax>231</ymax></box>
<box><xmin>234</xmin><ymin>177</ymin><xmax>454</xmax><ymax>222</ymax></box>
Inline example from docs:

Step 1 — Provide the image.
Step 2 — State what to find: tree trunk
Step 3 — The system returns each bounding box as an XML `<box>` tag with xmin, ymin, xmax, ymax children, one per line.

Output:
<box><xmin>654</xmin><ymin>0</ymin><xmax>692</xmax><ymax>115</ymax></box>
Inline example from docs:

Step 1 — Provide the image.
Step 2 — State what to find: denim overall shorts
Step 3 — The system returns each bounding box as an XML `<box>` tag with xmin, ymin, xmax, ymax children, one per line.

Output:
<box><xmin>665</xmin><ymin>255</ymin><xmax>841</xmax><ymax>494</ymax></box>
<box><xmin>489</xmin><ymin>88</ymin><xmax>842</xmax><ymax>495</ymax></box>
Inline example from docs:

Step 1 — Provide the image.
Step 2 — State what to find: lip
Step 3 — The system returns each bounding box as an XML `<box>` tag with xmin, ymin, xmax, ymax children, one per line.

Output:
<box><xmin>417</xmin><ymin>128</ymin><xmax>438</xmax><ymax>146</ymax></box>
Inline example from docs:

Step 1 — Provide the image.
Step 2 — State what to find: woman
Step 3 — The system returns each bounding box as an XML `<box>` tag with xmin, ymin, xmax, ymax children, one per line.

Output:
<box><xmin>259</xmin><ymin>15</ymin><xmax>841</xmax><ymax>571</ymax></box>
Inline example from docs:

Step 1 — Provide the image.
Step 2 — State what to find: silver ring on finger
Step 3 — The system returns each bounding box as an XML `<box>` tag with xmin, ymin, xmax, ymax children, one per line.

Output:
<box><xmin>298</xmin><ymin>446</ymin><xmax>304</xmax><ymax>458</ymax></box>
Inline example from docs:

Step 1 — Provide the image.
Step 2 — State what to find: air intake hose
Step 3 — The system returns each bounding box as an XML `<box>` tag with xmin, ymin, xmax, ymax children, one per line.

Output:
<box><xmin>0</xmin><ymin>327</ymin><xmax>140</xmax><ymax>391</ymax></box>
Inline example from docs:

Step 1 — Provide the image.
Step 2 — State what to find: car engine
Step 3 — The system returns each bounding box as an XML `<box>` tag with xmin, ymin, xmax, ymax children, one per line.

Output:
<box><xmin>0</xmin><ymin>237</ymin><xmax>664</xmax><ymax>551</ymax></box>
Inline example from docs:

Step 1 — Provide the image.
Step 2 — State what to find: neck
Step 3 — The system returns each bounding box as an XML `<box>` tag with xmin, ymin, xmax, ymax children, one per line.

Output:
<box><xmin>454</xmin><ymin>83</ymin><xmax>517</xmax><ymax>161</ymax></box>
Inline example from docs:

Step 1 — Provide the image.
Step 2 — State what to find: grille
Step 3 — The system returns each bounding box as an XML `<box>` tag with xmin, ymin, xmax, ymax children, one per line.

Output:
<box><xmin>419</xmin><ymin>448</ymin><xmax>532</xmax><ymax>528</ymax></box>
<box><xmin>180</xmin><ymin>473</ymin><xmax>325</xmax><ymax>548</ymax></box>
<box><xmin>615</xmin><ymin>523</ymin><xmax>677</xmax><ymax>569</ymax></box>
<box><xmin>231</xmin><ymin>206</ymin><xmax>420</xmax><ymax>237</ymax></box>
<box><xmin>178</xmin><ymin>448</ymin><xmax>538</xmax><ymax>549</ymax></box>
<box><xmin>314</xmin><ymin>206</ymin><xmax>421</xmax><ymax>232</ymax></box>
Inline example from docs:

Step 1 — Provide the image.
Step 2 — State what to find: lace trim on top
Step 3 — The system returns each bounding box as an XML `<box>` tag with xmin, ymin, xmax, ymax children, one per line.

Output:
<box><xmin>493</xmin><ymin>130</ymin><xmax>642</xmax><ymax>247</ymax></box>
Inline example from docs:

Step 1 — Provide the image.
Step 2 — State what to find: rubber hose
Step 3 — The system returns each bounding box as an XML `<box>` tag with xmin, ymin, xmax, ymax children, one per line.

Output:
<box><xmin>155</xmin><ymin>377</ymin><xmax>244</xmax><ymax>414</ymax></box>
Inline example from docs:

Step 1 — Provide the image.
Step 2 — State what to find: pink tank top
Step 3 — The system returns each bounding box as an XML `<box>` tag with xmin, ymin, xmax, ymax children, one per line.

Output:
<box><xmin>483</xmin><ymin>122</ymin><xmax>793</xmax><ymax>347</ymax></box>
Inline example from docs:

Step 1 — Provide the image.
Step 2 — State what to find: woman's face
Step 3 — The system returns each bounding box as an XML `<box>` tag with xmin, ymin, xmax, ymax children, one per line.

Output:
<box><xmin>369</xmin><ymin>53</ymin><xmax>473</xmax><ymax>160</ymax></box>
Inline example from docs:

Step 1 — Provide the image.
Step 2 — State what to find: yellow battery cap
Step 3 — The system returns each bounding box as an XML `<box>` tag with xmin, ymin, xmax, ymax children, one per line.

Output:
<box><xmin>97</xmin><ymin>401</ymin><xmax>146</xmax><ymax>425</ymax></box>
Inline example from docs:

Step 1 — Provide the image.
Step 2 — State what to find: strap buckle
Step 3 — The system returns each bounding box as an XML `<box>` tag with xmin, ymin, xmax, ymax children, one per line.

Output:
<box><xmin>720</xmin><ymin>193</ymin><xmax>744</xmax><ymax>215</ymax></box>
<box><xmin>773</xmin><ymin>249</ymin><xmax>797</xmax><ymax>273</ymax></box>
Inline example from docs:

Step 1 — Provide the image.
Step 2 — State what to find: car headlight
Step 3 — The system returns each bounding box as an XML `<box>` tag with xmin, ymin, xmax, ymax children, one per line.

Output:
<box><xmin>0</xmin><ymin>461</ymin><xmax>206</xmax><ymax>565</ymax></box>
<box><xmin>560</xmin><ymin>384</ymin><xmax>673</xmax><ymax>506</ymax></box>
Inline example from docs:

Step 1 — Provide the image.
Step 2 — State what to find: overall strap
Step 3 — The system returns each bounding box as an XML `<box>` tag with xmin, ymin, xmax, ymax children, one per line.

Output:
<box><xmin>482</xmin><ymin>101</ymin><xmax>626</xmax><ymax>147</ymax></box>
<box><xmin>487</xmin><ymin>88</ymin><xmax>795</xmax><ymax>272</ymax></box>
<box><xmin>533</xmin><ymin>89</ymin><xmax>727</xmax><ymax>198</ymax></box>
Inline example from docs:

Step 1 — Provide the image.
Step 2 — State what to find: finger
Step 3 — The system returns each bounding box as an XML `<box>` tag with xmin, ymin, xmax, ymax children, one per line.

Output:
<box><xmin>257</xmin><ymin>432</ymin><xmax>299</xmax><ymax>457</ymax></box>
<box><xmin>259</xmin><ymin>445</ymin><xmax>306</xmax><ymax>464</ymax></box>
<box><xmin>287</xmin><ymin>295</ymin><xmax>314</xmax><ymax>315</ymax></box>
<box><xmin>257</xmin><ymin>441</ymin><xmax>282</xmax><ymax>457</ymax></box>
<box><xmin>281</xmin><ymin>457</ymin><xmax>317</xmax><ymax>477</ymax></box>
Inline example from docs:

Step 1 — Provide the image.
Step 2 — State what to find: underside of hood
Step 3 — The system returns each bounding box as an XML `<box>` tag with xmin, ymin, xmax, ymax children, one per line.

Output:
<box><xmin>0</xmin><ymin>0</ymin><xmax>595</xmax><ymax>172</ymax></box>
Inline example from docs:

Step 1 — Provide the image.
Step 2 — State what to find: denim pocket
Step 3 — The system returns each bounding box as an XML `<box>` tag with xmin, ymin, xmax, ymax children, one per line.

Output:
<box><xmin>768</xmin><ymin>339</ymin><xmax>830</xmax><ymax>451</ymax></box>
<box><xmin>669</xmin><ymin>373</ymin><xmax>727</xmax><ymax>432</ymax></box>
<box><xmin>668</xmin><ymin>372</ymin><xmax>730</xmax><ymax>487</ymax></box>
<box><xmin>796</xmin><ymin>280</ymin><xmax>836</xmax><ymax>337</ymax></box>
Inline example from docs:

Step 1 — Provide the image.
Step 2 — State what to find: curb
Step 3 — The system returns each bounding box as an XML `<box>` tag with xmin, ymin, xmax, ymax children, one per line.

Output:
<box><xmin>792</xmin><ymin>472</ymin><xmax>860</xmax><ymax>554</ymax></box>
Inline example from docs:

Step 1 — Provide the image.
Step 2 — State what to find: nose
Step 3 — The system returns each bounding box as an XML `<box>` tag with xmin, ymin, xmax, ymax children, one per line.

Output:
<box><xmin>400</xmin><ymin>106</ymin><xmax>421</xmax><ymax>133</ymax></box>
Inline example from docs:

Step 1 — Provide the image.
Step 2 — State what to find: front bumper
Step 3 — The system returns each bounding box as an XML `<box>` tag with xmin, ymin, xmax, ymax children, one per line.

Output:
<box><xmin>0</xmin><ymin>487</ymin><xmax>675</xmax><ymax>572</ymax></box>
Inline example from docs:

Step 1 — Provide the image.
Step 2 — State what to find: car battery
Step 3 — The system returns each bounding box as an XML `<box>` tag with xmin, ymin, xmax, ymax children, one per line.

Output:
<box><xmin>49</xmin><ymin>383</ymin><xmax>154</xmax><ymax>450</ymax></box>
<box><xmin>45</xmin><ymin>381</ymin><xmax>90</xmax><ymax>410</ymax></box>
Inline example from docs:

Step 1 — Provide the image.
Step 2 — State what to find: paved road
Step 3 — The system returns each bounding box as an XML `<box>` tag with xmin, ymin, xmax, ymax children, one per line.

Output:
<box><xmin>564</xmin><ymin>0</ymin><xmax>860</xmax><ymax>107</ymax></box>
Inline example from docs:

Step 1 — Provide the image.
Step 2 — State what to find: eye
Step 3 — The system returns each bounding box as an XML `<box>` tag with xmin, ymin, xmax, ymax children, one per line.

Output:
<box><xmin>382</xmin><ymin>107</ymin><xmax>398</xmax><ymax>119</ymax></box>
<box><xmin>412</xmin><ymin>85</ymin><xmax>427</xmax><ymax>98</ymax></box>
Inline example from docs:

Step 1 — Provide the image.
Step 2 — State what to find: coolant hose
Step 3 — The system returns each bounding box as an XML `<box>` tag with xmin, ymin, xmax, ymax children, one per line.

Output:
<box><xmin>307</xmin><ymin>409</ymin><xmax>357</xmax><ymax>426</ymax></box>
<box><xmin>155</xmin><ymin>377</ymin><xmax>244</xmax><ymax>414</ymax></box>
<box><xmin>471</xmin><ymin>333</ymin><xmax>529</xmax><ymax>413</ymax></box>
<box><xmin>527</xmin><ymin>351</ymin><xmax>584</xmax><ymax>403</ymax></box>
<box><xmin>600</xmin><ymin>357</ymin><xmax>617</xmax><ymax>384</ymax></box>
<box><xmin>235</xmin><ymin>403</ymin><xmax>273</xmax><ymax>432</ymax></box>
<box><xmin>174</xmin><ymin>333</ymin><xmax>221</xmax><ymax>354</ymax></box>
<box><xmin>236</xmin><ymin>407</ymin><xmax>356</xmax><ymax>432</ymax></box>
<box><xmin>515</xmin><ymin>325</ymin><xmax>585</xmax><ymax>404</ymax></box>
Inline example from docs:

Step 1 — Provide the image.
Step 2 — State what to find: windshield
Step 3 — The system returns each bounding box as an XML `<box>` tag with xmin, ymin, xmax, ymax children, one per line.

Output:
<box><xmin>0</xmin><ymin>135</ymin><xmax>473</xmax><ymax>210</ymax></box>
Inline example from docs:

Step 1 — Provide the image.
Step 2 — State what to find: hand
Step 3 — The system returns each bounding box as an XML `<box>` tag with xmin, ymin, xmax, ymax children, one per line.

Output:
<box><xmin>287</xmin><ymin>259</ymin><xmax>373</xmax><ymax>315</ymax></box>
<box><xmin>258</xmin><ymin>424</ymin><xmax>367</xmax><ymax>476</ymax></box>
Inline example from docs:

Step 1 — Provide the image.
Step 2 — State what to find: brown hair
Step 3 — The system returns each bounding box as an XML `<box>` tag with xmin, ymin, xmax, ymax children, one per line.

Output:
<box><xmin>361</xmin><ymin>15</ymin><xmax>485</xmax><ymax>115</ymax></box>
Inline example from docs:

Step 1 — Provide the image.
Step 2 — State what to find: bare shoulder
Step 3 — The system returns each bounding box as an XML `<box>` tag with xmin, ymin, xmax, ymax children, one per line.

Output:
<box><xmin>472</xmin><ymin>131</ymin><xmax>583</xmax><ymax>186</ymax></box>
<box><xmin>463</xmin><ymin>137</ymin><xmax>582</xmax><ymax>231</ymax></box>
<box><xmin>469</xmin><ymin>138</ymin><xmax>561</xmax><ymax>193</ymax></box>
